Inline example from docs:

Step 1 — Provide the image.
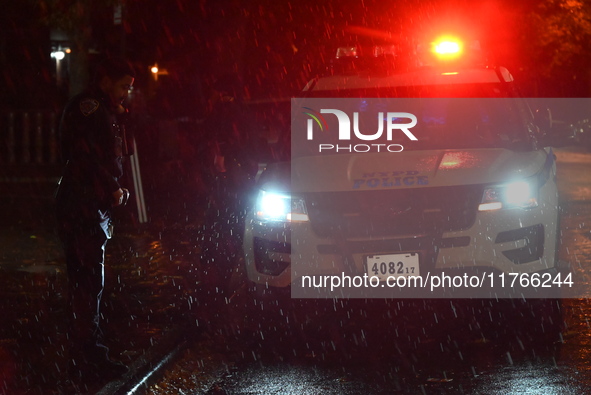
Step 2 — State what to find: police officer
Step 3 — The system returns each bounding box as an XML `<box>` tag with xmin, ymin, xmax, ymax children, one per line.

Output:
<box><xmin>55</xmin><ymin>57</ymin><xmax>134</xmax><ymax>383</ymax></box>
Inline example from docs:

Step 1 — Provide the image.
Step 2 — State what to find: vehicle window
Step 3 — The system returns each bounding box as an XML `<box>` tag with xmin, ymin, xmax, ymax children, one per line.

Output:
<box><xmin>292</xmin><ymin>101</ymin><xmax>533</xmax><ymax>156</ymax></box>
<box><xmin>407</xmin><ymin>97</ymin><xmax>531</xmax><ymax>150</ymax></box>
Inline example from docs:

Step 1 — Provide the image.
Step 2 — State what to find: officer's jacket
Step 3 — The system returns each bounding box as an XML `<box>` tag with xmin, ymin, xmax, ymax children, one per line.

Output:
<box><xmin>56</xmin><ymin>86</ymin><xmax>126</xmax><ymax>224</ymax></box>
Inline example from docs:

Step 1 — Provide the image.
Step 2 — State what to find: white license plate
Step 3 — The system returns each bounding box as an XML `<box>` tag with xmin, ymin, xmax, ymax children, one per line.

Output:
<box><xmin>366</xmin><ymin>253</ymin><xmax>420</xmax><ymax>281</ymax></box>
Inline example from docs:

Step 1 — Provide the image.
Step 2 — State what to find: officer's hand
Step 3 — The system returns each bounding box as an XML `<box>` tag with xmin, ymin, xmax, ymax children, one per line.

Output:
<box><xmin>112</xmin><ymin>188</ymin><xmax>130</xmax><ymax>207</ymax></box>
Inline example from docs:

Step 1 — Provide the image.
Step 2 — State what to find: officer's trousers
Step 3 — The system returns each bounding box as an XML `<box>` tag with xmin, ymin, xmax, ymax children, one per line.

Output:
<box><xmin>59</xmin><ymin>222</ymin><xmax>109</xmax><ymax>361</ymax></box>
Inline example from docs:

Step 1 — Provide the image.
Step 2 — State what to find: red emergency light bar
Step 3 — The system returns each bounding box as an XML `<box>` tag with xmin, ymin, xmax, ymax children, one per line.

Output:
<box><xmin>431</xmin><ymin>36</ymin><xmax>463</xmax><ymax>59</ymax></box>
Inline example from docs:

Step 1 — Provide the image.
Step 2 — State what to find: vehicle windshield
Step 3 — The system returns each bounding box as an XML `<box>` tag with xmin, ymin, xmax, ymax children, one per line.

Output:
<box><xmin>389</xmin><ymin>97</ymin><xmax>530</xmax><ymax>151</ymax></box>
<box><xmin>297</xmin><ymin>82</ymin><xmax>534</xmax><ymax>153</ymax></box>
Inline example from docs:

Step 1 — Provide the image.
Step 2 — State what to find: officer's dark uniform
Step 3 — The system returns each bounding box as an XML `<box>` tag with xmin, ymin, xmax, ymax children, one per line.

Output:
<box><xmin>55</xmin><ymin>85</ymin><xmax>127</xmax><ymax>376</ymax></box>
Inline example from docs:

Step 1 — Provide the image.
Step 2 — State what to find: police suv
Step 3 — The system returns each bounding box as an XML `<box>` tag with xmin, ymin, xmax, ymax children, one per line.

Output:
<box><xmin>242</xmin><ymin>37</ymin><xmax>561</xmax><ymax>298</ymax></box>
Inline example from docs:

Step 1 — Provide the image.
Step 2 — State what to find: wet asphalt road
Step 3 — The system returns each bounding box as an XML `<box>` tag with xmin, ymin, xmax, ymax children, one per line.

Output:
<box><xmin>145</xmin><ymin>147</ymin><xmax>591</xmax><ymax>394</ymax></box>
<box><xmin>0</xmin><ymin>175</ymin><xmax>207</xmax><ymax>393</ymax></box>
<box><xmin>1</xmin><ymin>147</ymin><xmax>591</xmax><ymax>394</ymax></box>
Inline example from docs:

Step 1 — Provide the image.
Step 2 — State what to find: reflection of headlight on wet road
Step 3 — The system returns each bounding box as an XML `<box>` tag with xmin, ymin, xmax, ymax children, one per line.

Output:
<box><xmin>479</xmin><ymin>179</ymin><xmax>538</xmax><ymax>211</ymax></box>
<box><xmin>255</xmin><ymin>190</ymin><xmax>309</xmax><ymax>223</ymax></box>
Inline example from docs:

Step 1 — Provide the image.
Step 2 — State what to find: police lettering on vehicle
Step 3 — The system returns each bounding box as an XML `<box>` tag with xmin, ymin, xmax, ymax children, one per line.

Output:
<box><xmin>352</xmin><ymin>170</ymin><xmax>429</xmax><ymax>189</ymax></box>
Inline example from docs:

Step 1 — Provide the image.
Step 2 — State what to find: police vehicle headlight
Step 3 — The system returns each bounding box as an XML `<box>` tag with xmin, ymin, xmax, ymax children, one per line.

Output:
<box><xmin>255</xmin><ymin>190</ymin><xmax>309</xmax><ymax>223</ymax></box>
<box><xmin>479</xmin><ymin>180</ymin><xmax>539</xmax><ymax>211</ymax></box>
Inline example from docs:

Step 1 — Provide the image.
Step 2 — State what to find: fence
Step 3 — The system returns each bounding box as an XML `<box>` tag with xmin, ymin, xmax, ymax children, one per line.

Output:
<box><xmin>0</xmin><ymin>110</ymin><xmax>61</xmax><ymax>186</ymax></box>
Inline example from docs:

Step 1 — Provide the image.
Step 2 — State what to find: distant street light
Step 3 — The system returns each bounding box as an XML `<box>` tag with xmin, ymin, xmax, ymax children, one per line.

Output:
<box><xmin>51</xmin><ymin>49</ymin><xmax>69</xmax><ymax>87</ymax></box>
<box><xmin>51</xmin><ymin>51</ymin><xmax>65</xmax><ymax>60</ymax></box>
<box><xmin>150</xmin><ymin>64</ymin><xmax>168</xmax><ymax>81</ymax></box>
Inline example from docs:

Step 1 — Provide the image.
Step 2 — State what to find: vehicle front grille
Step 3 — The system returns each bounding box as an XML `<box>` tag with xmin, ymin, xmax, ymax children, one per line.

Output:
<box><xmin>304</xmin><ymin>185</ymin><xmax>482</xmax><ymax>239</ymax></box>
